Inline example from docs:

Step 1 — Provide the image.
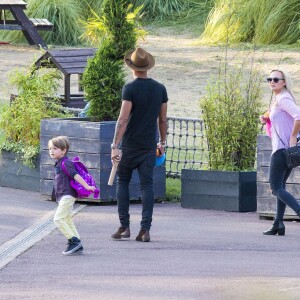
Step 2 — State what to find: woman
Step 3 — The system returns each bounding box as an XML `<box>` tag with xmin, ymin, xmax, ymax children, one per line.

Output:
<box><xmin>261</xmin><ymin>69</ymin><xmax>300</xmax><ymax>235</ymax></box>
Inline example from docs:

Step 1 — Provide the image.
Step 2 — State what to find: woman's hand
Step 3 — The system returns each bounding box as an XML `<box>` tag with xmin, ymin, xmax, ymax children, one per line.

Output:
<box><xmin>289</xmin><ymin>136</ymin><xmax>298</xmax><ymax>147</ymax></box>
<box><xmin>259</xmin><ymin>115</ymin><xmax>266</xmax><ymax>125</ymax></box>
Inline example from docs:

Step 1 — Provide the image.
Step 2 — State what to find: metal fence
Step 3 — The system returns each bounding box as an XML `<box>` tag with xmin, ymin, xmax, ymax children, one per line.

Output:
<box><xmin>166</xmin><ymin>116</ymin><xmax>208</xmax><ymax>179</ymax></box>
<box><xmin>64</xmin><ymin>108</ymin><xmax>208</xmax><ymax>179</ymax></box>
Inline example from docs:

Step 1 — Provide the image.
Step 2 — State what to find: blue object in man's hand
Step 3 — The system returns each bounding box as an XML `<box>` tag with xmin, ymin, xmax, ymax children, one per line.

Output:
<box><xmin>155</xmin><ymin>152</ymin><xmax>166</xmax><ymax>167</ymax></box>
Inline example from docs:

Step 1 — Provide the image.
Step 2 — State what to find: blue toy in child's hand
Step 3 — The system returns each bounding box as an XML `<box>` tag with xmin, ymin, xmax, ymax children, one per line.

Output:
<box><xmin>155</xmin><ymin>149</ymin><xmax>166</xmax><ymax>167</ymax></box>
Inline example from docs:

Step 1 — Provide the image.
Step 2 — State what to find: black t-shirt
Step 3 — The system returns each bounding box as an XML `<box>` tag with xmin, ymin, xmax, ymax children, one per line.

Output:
<box><xmin>121</xmin><ymin>78</ymin><xmax>168</xmax><ymax>150</ymax></box>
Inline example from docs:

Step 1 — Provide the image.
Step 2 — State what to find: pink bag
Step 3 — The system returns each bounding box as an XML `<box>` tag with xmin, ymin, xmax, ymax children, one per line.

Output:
<box><xmin>265</xmin><ymin>119</ymin><xmax>272</xmax><ymax>138</ymax></box>
<box><xmin>263</xmin><ymin>110</ymin><xmax>272</xmax><ymax>138</ymax></box>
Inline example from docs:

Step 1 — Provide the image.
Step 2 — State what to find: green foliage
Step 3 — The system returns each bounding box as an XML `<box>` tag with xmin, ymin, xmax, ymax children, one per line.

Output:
<box><xmin>200</xmin><ymin>53</ymin><xmax>263</xmax><ymax>171</ymax></box>
<box><xmin>81</xmin><ymin>0</ymin><xmax>104</xmax><ymax>18</ymax></box>
<box><xmin>81</xmin><ymin>2</ymin><xmax>145</xmax><ymax>48</ymax></box>
<box><xmin>27</xmin><ymin>0</ymin><xmax>83</xmax><ymax>46</ymax></box>
<box><xmin>200</xmin><ymin>0</ymin><xmax>300</xmax><ymax>45</ymax></box>
<box><xmin>133</xmin><ymin>0</ymin><xmax>213</xmax><ymax>21</ymax></box>
<box><xmin>0</xmin><ymin>65</ymin><xmax>67</xmax><ymax>166</ymax></box>
<box><xmin>166</xmin><ymin>178</ymin><xmax>181</xmax><ymax>202</ymax></box>
<box><xmin>83</xmin><ymin>40</ymin><xmax>125</xmax><ymax>121</ymax></box>
<box><xmin>0</xmin><ymin>0</ymin><xmax>84</xmax><ymax>46</ymax></box>
<box><xmin>0</xmin><ymin>0</ymin><xmax>212</xmax><ymax>46</ymax></box>
<box><xmin>83</xmin><ymin>0</ymin><xmax>138</xmax><ymax>121</ymax></box>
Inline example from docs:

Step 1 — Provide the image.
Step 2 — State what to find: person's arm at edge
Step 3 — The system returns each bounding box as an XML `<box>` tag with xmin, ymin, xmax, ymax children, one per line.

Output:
<box><xmin>290</xmin><ymin>120</ymin><xmax>300</xmax><ymax>147</ymax></box>
<box><xmin>157</xmin><ymin>102</ymin><xmax>168</xmax><ymax>154</ymax></box>
<box><xmin>280</xmin><ymin>97</ymin><xmax>300</xmax><ymax>147</ymax></box>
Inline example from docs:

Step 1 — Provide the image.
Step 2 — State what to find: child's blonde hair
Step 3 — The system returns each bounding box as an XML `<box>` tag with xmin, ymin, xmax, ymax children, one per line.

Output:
<box><xmin>48</xmin><ymin>136</ymin><xmax>70</xmax><ymax>152</ymax></box>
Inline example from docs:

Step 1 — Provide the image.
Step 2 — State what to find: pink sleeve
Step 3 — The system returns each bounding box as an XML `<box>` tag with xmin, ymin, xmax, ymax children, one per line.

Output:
<box><xmin>279</xmin><ymin>96</ymin><xmax>300</xmax><ymax>120</ymax></box>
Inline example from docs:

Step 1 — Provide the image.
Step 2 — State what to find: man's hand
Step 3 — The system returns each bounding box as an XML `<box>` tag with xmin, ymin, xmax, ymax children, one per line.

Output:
<box><xmin>111</xmin><ymin>148</ymin><xmax>122</xmax><ymax>163</ymax></box>
<box><xmin>157</xmin><ymin>143</ymin><xmax>165</xmax><ymax>155</ymax></box>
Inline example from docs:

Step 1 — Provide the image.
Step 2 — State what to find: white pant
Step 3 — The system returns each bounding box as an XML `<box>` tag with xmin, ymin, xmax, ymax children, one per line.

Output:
<box><xmin>53</xmin><ymin>195</ymin><xmax>80</xmax><ymax>240</ymax></box>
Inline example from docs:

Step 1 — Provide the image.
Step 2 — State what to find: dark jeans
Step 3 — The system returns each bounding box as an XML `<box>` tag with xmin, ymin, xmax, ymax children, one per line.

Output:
<box><xmin>269</xmin><ymin>149</ymin><xmax>300</xmax><ymax>220</ymax></box>
<box><xmin>116</xmin><ymin>148</ymin><xmax>156</xmax><ymax>230</ymax></box>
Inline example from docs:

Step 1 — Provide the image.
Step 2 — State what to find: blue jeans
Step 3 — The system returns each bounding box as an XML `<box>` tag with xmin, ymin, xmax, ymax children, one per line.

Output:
<box><xmin>116</xmin><ymin>148</ymin><xmax>156</xmax><ymax>230</ymax></box>
<box><xmin>269</xmin><ymin>149</ymin><xmax>300</xmax><ymax>220</ymax></box>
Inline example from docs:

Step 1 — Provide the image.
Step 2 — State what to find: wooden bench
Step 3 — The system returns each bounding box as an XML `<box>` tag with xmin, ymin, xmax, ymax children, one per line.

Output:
<box><xmin>0</xmin><ymin>0</ymin><xmax>51</xmax><ymax>49</ymax></box>
<box><xmin>0</xmin><ymin>18</ymin><xmax>53</xmax><ymax>30</ymax></box>
<box><xmin>29</xmin><ymin>18</ymin><xmax>53</xmax><ymax>31</ymax></box>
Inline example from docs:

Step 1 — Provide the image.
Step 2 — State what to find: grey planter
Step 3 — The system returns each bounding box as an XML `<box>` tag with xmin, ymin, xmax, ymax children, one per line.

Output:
<box><xmin>257</xmin><ymin>134</ymin><xmax>300</xmax><ymax>218</ymax></box>
<box><xmin>40</xmin><ymin>118</ymin><xmax>166</xmax><ymax>202</ymax></box>
<box><xmin>181</xmin><ymin>169</ymin><xmax>257</xmax><ymax>212</ymax></box>
<box><xmin>0</xmin><ymin>150</ymin><xmax>40</xmax><ymax>192</ymax></box>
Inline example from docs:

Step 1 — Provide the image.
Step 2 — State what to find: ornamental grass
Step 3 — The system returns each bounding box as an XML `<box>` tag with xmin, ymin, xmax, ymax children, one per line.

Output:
<box><xmin>200</xmin><ymin>0</ymin><xmax>300</xmax><ymax>45</ymax></box>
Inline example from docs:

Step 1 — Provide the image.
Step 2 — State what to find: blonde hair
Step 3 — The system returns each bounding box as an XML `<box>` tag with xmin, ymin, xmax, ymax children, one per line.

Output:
<box><xmin>48</xmin><ymin>136</ymin><xmax>70</xmax><ymax>152</ymax></box>
<box><xmin>270</xmin><ymin>69</ymin><xmax>296</xmax><ymax>103</ymax></box>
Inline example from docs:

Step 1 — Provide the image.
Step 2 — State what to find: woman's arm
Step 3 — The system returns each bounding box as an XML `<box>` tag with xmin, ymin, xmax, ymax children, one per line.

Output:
<box><xmin>290</xmin><ymin>120</ymin><xmax>300</xmax><ymax>147</ymax></box>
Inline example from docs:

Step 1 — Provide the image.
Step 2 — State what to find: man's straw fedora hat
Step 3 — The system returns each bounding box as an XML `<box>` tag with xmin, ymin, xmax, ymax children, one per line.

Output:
<box><xmin>124</xmin><ymin>47</ymin><xmax>155</xmax><ymax>71</ymax></box>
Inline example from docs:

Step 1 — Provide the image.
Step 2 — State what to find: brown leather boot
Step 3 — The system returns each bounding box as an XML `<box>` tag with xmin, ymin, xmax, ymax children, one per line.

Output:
<box><xmin>136</xmin><ymin>229</ymin><xmax>150</xmax><ymax>242</ymax></box>
<box><xmin>111</xmin><ymin>227</ymin><xmax>130</xmax><ymax>239</ymax></box>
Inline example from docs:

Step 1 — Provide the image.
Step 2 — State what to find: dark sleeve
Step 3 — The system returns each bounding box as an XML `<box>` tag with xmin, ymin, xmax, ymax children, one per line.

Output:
<box><xmin>64</xmin><ymin>160</ymin><xmax>78</xmax><ymax>179</ymax></box>
<box><xmin>162</xmin><ymin>85</ymin><xmax>168</xmax><ymax>103</ymax></box>
<box><xmin>122</xmin><ymin>84</ymin><xmax>133</xmax><ymax>102</ymax></box>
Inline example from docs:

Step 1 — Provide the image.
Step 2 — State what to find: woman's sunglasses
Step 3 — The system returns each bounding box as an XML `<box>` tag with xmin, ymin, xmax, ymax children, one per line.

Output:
<box><xmin>266</xmin><ymin>77</ymin><xmax>284</xmax><ymax>83</ymax></box>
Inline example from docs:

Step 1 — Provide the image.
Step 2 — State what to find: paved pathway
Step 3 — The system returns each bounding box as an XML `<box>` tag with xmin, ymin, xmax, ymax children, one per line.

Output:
<box><xmin>1</xmin><ymin>186</ymin><xmax>300</xmax><ymax>299</ymax></box>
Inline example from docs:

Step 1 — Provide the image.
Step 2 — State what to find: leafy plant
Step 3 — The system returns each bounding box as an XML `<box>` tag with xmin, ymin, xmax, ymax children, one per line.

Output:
<box><xmin>0</xmin><ymin>64</ymin><xmax>68</xmax><ymax>166</ymax></box>
<box><xmin>81</xmin><ymin>2</ymin><xmax>146</xmax><ymax>47</ymax></box>
<box><xmin>83</xmin><ymin>40</ymin><xmax>125</xmax><ymax>121</ymax></box>
<box><xmin>200</xmin><ymin>52</ymin><xmax>263</xmax><ymax>171</ymax></box>
<box><xmin>83</xmin><ymin>0</ymin><xmax>140</xmax><ymax>121</ymax></box>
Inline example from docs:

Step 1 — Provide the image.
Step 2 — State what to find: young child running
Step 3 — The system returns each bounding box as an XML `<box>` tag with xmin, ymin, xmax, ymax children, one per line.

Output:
<box><xmin>49</xmin><ymin>136</ymin><xmax>96</xmax><ymax>255</ymax></box>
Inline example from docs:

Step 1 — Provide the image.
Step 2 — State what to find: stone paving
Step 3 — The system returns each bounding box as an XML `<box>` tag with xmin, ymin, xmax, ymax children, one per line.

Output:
<box><xmin>1</xmin><ymin>186</ymin><xmax>300</xmax><ymax>299</ymax></box>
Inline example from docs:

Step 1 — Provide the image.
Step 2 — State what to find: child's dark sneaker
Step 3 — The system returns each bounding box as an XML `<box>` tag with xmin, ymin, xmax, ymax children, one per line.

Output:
<box><xmin>63</xmin><ymin>237</ymin><xmax>82</xmax><ymax>255</ymax></box>
<box><xmin>73</xmin><ymin>245</ymin><xmax>84</xmax><ymax>254</ymax></box>
<box><xmin>111</xmin><ymin>227</ymin><xmax>130</xmax><ymax>239</ymax></box>
<box><xmin>136</xmin><ymin>229</ymin><xmax>150</xmax><ymax>242</ymax></box>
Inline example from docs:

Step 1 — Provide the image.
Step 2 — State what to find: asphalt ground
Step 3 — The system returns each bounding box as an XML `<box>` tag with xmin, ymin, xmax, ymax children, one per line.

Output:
<box><xmin>1</xmin><ymin>186</ymin><xmax>300</xmax><ymax>300</ymax></box>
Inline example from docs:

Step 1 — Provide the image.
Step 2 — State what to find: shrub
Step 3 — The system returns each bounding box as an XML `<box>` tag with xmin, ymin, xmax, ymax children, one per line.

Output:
<box><xmin>83</xmin><ymin>40</ymin><xmax>125</xmax><ymax>121</ymax></box>
<box><xmin>200</xmin><ymin>52</ymin><xmax>263</xmax><ymax>171</ymax></box>
<box><xmin>0</xmin><ymin>65</ymin><xmax>67</xmax><ymax>166</ymax></box>
<box><xmin>81</xmin><ymin>1</ymin><xmax>145</xmax><ymax>48</ymax></box>
<box><xmin>83</xmin><ymin>0</ymin><xmax>140</xmax><ymax>120</ymax></box>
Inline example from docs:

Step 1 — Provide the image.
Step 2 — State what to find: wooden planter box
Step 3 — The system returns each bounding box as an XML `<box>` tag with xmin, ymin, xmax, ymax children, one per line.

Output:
<box><xmin>257</xmin><ymin>134</ymin><xmax>300</xmax><ymax>218</ymax></box>
<box><xmin>40</xmin><ymin>118</ymin><xmax>166</xmax><ymax>202</ymax></box>
<box><xmin>181</xmin><ymin>169</ymin><xmax>257</xmax><ymax>212</ymax></box>
<box><xmin>0</xmin><ymin>150</ymin><xmax>40</xmax><ymax>192</ymax></box>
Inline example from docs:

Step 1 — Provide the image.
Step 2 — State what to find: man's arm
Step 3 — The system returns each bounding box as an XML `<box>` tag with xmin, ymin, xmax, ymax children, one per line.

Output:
<box><xmin>157</xmin><ymin>102</ymin><xmax>168</xmax><ymax>153</ymax></box>
<box><xmin>111</xmin><ymin>100</ymin><xmax>132</xmax><ymax>161</ymax></box>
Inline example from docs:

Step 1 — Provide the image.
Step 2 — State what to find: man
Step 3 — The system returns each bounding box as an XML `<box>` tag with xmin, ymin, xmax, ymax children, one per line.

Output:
<box><xmin>111</xmin><ymin>47</ymin><xmax>168</xmax><ymax>242</ymax></box>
